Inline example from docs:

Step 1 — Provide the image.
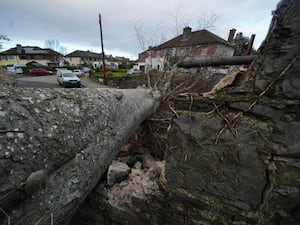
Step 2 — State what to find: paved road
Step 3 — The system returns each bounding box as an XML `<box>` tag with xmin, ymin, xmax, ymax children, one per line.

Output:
<box><xmin>16</xmin><ymin>80</ymin><xmax>59</xmax><ymax>88</ymax></box>
<box><xmin>16</xmin><ymin>75</ymin><xmax>59</xmax><ymax>88</ymax></box>
<box><xmin>16</xmin><ymin>74</ymin><xmax>59</xmax><ymax>88</ymax></box>
<box><xmin>16</xmin><ymin>73</ymin><xmax>106</xmax><ymax>88</ymax></box>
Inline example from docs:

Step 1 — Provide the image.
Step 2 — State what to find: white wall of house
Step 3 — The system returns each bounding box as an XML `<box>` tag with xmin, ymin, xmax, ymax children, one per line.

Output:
<box><xmin>137</xmin><ymin>62</ymin><xmax>145</xmax><ymax>71</ymax></box>
<box><xmin>18</xmin><ymin>59</ymin><xmax>51</xmax><ymax>66</ymax></box>
<box><xmin>93</xmin><ymin>61</ymin><xmax>100</xmax><ymax>69</ymax></box>
<box><xmin>96</xmin><ymin>59</ymin><xmax>118</xmax><ymax>69</ymax></box>
<box><xmin>215</xmin><ymin>45</ymin><xmax>235</xmax><ymax>57</ymax></box>
<box><xmin>65</xmin><ymin>57</ymin><xmax>81</xmax><ymax>66</ymax></box>
<box><xmin>145</xmin><ymin>56</ymin><xmax>165</xmax><ymax>72</ymax></box>
<box><xmin>143</xmin><ymin>44</ymin><xmax>234</xmax><ymax>72</ymax></box>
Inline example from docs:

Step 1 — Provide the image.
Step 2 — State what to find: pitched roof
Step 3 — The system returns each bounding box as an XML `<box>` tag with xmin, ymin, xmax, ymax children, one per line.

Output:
<box><xmin>152</xmin><ymin>28</ymin><xmax>232</xmax><ymax>50</ymax></box>
<box><xmin>65</xmin><ymin>50</ymin><xmax>100</xmax><ymax>58</ymax></box>
<box><xmin>0</xmin><ymin>45</ymin><xmax>63</xmax><ymax>56</ymax></box>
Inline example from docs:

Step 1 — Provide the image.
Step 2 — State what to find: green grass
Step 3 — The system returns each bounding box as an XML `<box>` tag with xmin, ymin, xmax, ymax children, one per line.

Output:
<box><xmin>92</xmin><ymin>70</ymin><xmax>127</xmax><ymax>78</ymax></box>
<box><xmin>112</xmin><ymin>71</ymin><xmax>127</xmax><ymax>77</ymax></box>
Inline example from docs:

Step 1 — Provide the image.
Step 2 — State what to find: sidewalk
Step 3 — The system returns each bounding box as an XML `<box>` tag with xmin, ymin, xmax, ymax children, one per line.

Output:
<box><xmin>80</xmin><ymin>73</ymin><xmax>107</xmax><ymax>88</ymax></box>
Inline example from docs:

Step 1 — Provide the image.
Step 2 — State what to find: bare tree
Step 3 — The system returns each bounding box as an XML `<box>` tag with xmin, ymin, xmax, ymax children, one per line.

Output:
<box><xmin>0</xmin><ymin>35</ymin><xmax>9</xmax><ymax>50</ymax></box>
<box><xmin>196</xmin><ymin>11</ymin><xmax>221</xmax><ymax>31</ymax></box>
<box><xmin>166</xmin><ymin>2</ymin><xmax>190</xmax><ymax>36</ymax></box>
<box><xmin>58</xmin><ymin>46</ymin><xmax>67</xmax><ymax>55</ymax></box>
<box><xmin>44</xmin><ymin>39</ymin><xmax>67</xmax><ymax>54</ymax></box>
<box><xmin>133</xmin><ymin>21</ymin><xmax>167</xmax><ymax>51</ymax></box>
<box><xmin>134</xmin><ymin>3</ymin><xmax>220</xmax><ymax>52</ymax></box>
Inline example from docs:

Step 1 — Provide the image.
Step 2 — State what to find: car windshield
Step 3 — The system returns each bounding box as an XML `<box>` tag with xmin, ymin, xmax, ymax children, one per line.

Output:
<box><xmin>63</xmin><ymin>73</ymin><xmax>76</xmax><ymax>77</ymax></box>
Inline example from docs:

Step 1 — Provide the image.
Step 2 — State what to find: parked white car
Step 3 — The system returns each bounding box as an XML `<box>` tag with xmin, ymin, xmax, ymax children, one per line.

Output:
<box><xmin>6</xmin><ymin>64</ymin><xmax>23</xmax><ymax>74</ymax></box>
<box><xmin>57</xmin><ymin>70</ymin><xmax>81</xmax><ymax>88</ymax></box>
<box><xmin>72</xmin><ymin>69</ymin><xmax>84</xmax><ymax>77</ymax></box>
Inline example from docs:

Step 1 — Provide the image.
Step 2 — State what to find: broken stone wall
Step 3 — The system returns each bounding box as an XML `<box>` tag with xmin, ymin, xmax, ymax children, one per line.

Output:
<box><xmin>72</xmin><ymin>1</ymin><xmax>300</xmax><ymax>224</ymax></box>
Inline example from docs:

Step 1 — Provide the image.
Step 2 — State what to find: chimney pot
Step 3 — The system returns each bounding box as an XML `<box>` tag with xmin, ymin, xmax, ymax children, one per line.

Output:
<box><xmin>228</xmin><ymin>28</ymin><xmax>236</xmax><ymax>43</ymax></box>
<box><xmin>183</xmin><ymin>27</ymin><xmax>192</xmax><ymax>38</ymax></box>
<box><xmin>16</xmin><ymin>44</ymin><xmax>22</xmax><ymax>53</ymax></box>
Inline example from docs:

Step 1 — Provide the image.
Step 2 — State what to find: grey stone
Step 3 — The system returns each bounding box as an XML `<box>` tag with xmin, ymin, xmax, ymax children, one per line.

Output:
<box><xmin>24</xmin><ymin>170</ymin><xmax>49</xmax><ymax>195</ymax></box>
<box><xmin>166</xmin><ymin>112</ymin><xmax>267</xmax><ymax>211</ymax></box>
<box><xmin>107</xmin><ymin>160</ymin><xmax>130</xmax><ymax>186</ymax></box>
<box><xmin>271</xmin><ymin>121</ymin><xmax>300</xmax><ymax>156</ymax></box>
<box><xmin>230</xmin><ymin>102</ymin><xmax>284</xmax><ymax>119</ymax></box>
<box><xmin>141</xmin><ymin>153</ymin><xmax>157</xmax><ymax>169</ymax></box>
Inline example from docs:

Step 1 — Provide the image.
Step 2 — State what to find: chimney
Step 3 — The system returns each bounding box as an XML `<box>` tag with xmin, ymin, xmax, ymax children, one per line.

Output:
<box><xmin>183</xmin><ymin>27</ymin><xmax>192</xmax><ymax>38</ymax></box>
<box><xmin>16</xmin><ymin>44</ymin><xmax>22</xmax><ymax>53</ymax></box>
<box><xmin>245</xmin><ymin>34</ymin><xmax>256</xmax><ymax>55</ymax></box>
<box><xmin>227</xmin><ymin>28</ymin><xmax>236</xmax><ymax>43</ymax></box>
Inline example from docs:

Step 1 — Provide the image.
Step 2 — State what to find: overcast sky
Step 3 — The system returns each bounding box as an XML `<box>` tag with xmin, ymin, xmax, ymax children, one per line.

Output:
<box><xmin>1</xmin><ymin>0</ymin><xmax>278</xmax><ymax>59</ymax></box>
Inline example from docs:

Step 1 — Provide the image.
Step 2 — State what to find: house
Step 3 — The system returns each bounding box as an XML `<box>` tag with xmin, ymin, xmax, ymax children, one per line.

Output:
<box><xmin>0</xmin><ymin>44</ymin><xmax>63</xmax><ymax>67</ymax></box>
<box><xmin>140</xmin><ymin>27</ymin><xmax>236</xmax><ymax>72</ymax></box>
<box><xmin>64</xmin><ymin>50</ymin><xmax>123</xmax><ymax>69</ymax></box>
<box><xmin>64</xmin><ymin>50</ymin><xmax>101</xmax><ymax>68</ymax></box>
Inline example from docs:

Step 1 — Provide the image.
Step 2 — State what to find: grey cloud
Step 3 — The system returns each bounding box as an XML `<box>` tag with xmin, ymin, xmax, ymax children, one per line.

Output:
<box><xmin>0</xmin><ymin>0</ymin><xmax>278</xmax><ymax>57</ymax></box>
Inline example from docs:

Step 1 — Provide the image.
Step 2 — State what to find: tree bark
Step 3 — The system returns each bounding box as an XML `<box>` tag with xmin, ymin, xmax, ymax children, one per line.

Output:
<box><xmin>177</xmin><ymin>56</ymin><xmax>256</xmax><ymax>68</ymax></box>
<box><xmin>0</xmin><ymin>87</ymin><xmax>159</xmax><ymax>225</ymax></box>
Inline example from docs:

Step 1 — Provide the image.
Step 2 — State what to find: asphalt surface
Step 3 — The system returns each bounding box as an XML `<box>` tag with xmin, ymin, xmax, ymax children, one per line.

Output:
<box><xmin>16</xmin><ymin>79</ymin><xmax>60</xmax><ymax>88</ymax></box>
<box><xmin>15</xmin><ymin>73</ymin><xmax>106</xmax><ymax>88</ymax></box>
<box><xmin>16</xmin><ymin>74</ymin><xmax>59</xmax><ymax>88</ymax></box>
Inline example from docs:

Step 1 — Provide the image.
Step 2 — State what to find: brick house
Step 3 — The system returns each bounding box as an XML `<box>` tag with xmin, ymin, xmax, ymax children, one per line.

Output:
<box><xmin>0</xmin><ymin>44</ymin><xmax>63</xmax><ymax>67</ymax></box>
<box><xmin>141</xmin><ymin>27</ymin><xmax>235</xmax><ymax>72</ymax></box>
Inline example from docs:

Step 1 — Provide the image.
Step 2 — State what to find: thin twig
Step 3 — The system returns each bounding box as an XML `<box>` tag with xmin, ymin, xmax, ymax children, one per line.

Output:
<box><xmin>214</xmin><ymin>54</ymin><xmax>299</xmax><ymax>144</ymax></box>
<box><xmin>0</xmin><ymin>207</ymin><xmax>10</xmax><ymax>225</ymax></box>
<box><xmin>168</xmin><ymin>104</ymin><xmax>179</xmax><ymax>118</ymax></box>
<box><xmin>189</xmin><ymin>94</ymin><xmax>194</xmax><ymax>112</ymax></box>
<box><xmin>147</xmin><ymin>118</ymin><xmax>170</xmax><ymax>123</ymax></box>
<box><xmin>213</xmin><ymin>103</ymin><xmax>237</xmax><ymax>138</ymax></box>
<box><xmin>34</xmin><ymin>190</ymin><xmax>64</xmax><ymax>225</ymax></box>
<box><xmin>232</xmin><ymin>54</ymin><xmax>299</xmax><ymax>127</ymax></box>
<box><xmin>51</xmin><ymin>213</ymin><xmax>54</xmax><ymax>225</ymax></box>
<box><xmin>147</xmin><ymin>72</ymin><xmax>152</xmax><ymax>89</ymax></box>
<box><xmin>215</xmin><ymin>126</ymin><xmax>227</xmax><ymax>145</ymax></box>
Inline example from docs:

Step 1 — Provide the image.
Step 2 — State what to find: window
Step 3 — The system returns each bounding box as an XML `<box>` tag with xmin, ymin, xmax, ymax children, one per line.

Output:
<box><xmin>194</xmin><ymin>47</ymin><xmax>202</xmax><ymax>56</ymax></box>
<box><xmin>208</xmin><ymin>44</ymin><xmax>216</xmax><ymax>56</ymax></box>
<box><xmin>8</xmin><ymin>55</ymin><xmax>14</xmax><ymax>60</ymax></box>
<box><xmin>151</xmin><ymin>51</ymin><xmax>157</xmax><ymax>58</ymax></box>
<box><xmin>160</xmin><ymin>50</ymin><xmax>165</xmax><ymax>57</ymax></box>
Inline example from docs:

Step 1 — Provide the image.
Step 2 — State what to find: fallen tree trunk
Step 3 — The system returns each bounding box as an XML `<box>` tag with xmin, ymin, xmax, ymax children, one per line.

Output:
<box><xmin>0</xmin><ymin>87</ymin><xmax>160</xmax><ymax>225</ymax></box>
<box><xmin>177</xmin><ymin>55</ymin><xmax>256</xmax><ymax>68</ymax></box>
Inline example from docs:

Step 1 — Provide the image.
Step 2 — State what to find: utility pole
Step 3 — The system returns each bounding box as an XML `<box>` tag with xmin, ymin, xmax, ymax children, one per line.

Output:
<box><xmin>99</xmin><ymin>13</ymin><xmax>107</xmax><ymax>85</ymax></box>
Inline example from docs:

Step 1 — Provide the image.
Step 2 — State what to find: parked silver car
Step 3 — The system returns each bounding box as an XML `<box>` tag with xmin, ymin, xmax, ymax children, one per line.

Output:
<box><xmin>127</xmin><ymin>68</ymin><xmax>142</xmax><ymax>75</ymax></box>
<box><xmin>82</xmin><ymin>67</ymin><xmax>92</xmax><ymax>74</ymax></box>
<box><xmin>57</xmin><ymin>70</ymin><xmax>81</xmax><ymax>88</ymax></box>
